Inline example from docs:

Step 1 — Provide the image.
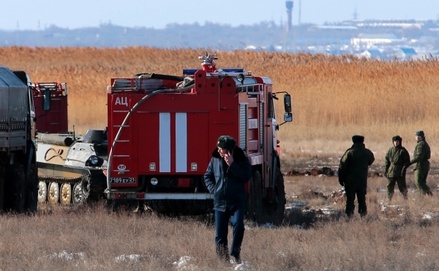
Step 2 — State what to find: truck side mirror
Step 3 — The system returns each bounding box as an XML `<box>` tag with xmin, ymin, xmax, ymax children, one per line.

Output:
<box><xmin>284</xmin><ymin>93</ymin><xmax>291</xmax><ymax>113</ymax></box>
<box><xmin>43</xmin><ymin>90</ymin><xmax>51</xmax><ymax>111</ymax></box>
<box><xmin>274</xmin><ymin>91</ymin><xmax>293</xmax><ymax>128</ymax></box>
<box><xmin>283</xmin><ymin>94</ymin><xmax>292</xmax><ymax>122</ymax></box>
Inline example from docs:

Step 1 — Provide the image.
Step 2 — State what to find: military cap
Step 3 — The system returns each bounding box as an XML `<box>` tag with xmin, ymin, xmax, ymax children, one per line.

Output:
<box><xmin>392</xmin><ymin>135</ymin><xmax>402</xmax><ymax>142</ymax></box>
<box><xmin>415</xmin><ymin>130</ymin><xmax>424</xmax><ymax>137</ymax></box>
<box><xmin>352</xmin><ymin>135</ymin><xmax>364</xmax><ymax>143</ymax></box>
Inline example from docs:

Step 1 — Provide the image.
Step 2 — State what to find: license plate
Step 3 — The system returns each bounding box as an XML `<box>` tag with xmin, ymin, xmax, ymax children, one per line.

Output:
<box><xmin>110</xmin><ymin>177</ymin><xmax>136</xmax><ymax>184</ymax></box>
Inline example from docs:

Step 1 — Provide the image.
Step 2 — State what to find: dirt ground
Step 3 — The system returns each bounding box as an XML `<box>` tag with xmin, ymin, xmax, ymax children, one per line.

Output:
<box><xmin>280</xmin><ymin>157</ymin><xmax>439</xmax><ymax>227</ymax></box>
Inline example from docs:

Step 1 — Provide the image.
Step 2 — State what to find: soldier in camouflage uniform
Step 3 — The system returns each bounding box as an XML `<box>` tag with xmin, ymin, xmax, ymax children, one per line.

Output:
<box><xmin>338</xmin><ymin>135</ymin><xmax>375</xmax><ymax>217</ymax></box>
<box><xmin>385</xmin><ymin>135</ymin><xmax>410</xmax><ymax>200</ymax></box>
<box><xmin>407</xmin><ymin>130</ymin><xmax>432</xmax><ymax>196</ymax></box>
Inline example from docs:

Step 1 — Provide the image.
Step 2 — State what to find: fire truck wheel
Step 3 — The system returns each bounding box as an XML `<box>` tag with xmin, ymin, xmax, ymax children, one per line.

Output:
<box><xmin>38</xmin><ymin>181</ymin><xmax>48</xmax><ymax>203</ymax></box>
<box><xmin>247</xmin><ymin>170</ymin><xmax>263</xmax><ymax>224</ymax></box>
<box><xmin>106</xmin><ymin>199</ymin><xmax>138</xmax><ymax>213</ymax></box>
<box><xmin>105</xmin><ymin>199</ymin><xmax>114</xmax><ymax>213</ymax></box>
<box><xmin>272</xmin><ymin>168</ymin><xmax>286</xmax><ymax>225</ymax></box>
<box><xmin>60</xmin><ymin>183</ymin><xmax>72</xmax><ymax>206</ymax></box>
<box><xmin>48</xmin><ymin>182</ymin><xmax>60</xmax><ymax>205</ymax></box>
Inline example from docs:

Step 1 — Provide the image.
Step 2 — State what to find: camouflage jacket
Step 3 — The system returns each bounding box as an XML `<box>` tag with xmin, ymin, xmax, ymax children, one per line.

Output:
<box><xmin>385</xmin><ymin>145</ymin><xmax>410</xmax><ymax>178</ymax></box>
<box><xmin>410</xmin><ymin>139</ymin><xmax>431</xmax><ymax>170</ymax></box>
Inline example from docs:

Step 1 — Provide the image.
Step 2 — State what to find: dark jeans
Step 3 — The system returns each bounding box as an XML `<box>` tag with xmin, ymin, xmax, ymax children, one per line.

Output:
<box><xmin>214</xmin><ymin>203</ymin><xmax>246</xmax><ymax>258</ymax></box>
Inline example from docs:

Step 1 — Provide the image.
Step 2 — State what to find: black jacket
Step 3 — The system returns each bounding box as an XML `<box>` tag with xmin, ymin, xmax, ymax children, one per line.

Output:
<box><xmin>338</xmin><ymin>143</ymin><xmax>375</xmax><ymax>187</ymax></box>
<box><xmin>203</xmin><ymin>146</ymin><xmax>252</xmax><ymax>212</ymax></box>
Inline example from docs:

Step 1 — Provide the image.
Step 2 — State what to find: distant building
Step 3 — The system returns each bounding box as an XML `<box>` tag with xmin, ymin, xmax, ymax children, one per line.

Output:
<box><xmin>397</xmin><ymin>47</ymin><xmax>418</xmax><ymax>60</ymax></box>
<box><xmin>357</xmin><ymin>48</ymin><xmax>384</xmax><ymax>60</ymax></box>
<box><xmin>351</xmin><ymin>33</ymin><xmax>400</xmax><ymax>48</ymax></box>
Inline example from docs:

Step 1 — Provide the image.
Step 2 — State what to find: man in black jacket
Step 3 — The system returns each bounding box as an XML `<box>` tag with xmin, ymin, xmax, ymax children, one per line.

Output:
<box><xmin>338</xmin><ymin>135</ymin><xmax>375</xmax><ymax>217</ymax></box>
<box><xmin>204</xmin><ymin>135</ymin><xmax>252</xmax><ymax>263</ymax></box>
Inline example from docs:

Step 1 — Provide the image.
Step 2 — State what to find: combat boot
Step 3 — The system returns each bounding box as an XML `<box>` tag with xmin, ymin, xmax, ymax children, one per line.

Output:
<box><xmin>402</xmin><ymin>190</ymin><xmax>408</xmax><ymax>200</ymax></box>
<box><xmin>388</xmin><ymin>193</ymin><xmax>393</xmax><ymax>201</ymax></box>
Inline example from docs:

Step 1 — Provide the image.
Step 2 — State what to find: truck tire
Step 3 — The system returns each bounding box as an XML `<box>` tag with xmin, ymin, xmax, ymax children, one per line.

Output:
<box><xmin>1</xmin><ymin>162</ymin><xmax>26</xmax><ymax>213</ymax></box>
<box><xmin>250</xmin><ymin>168</ymin><xmax>285</xmax><ymax>226</ymax></box>
<box><xmin>24</xmin><ymin>162</ymin><xmax>38</xmax><ymax>213</ymax></box>
<box><xmin>247</xmin><ymin>169</ymin><xmax>263</xmax><ymax>223</ymax></box>
<box><xmin>9</xmin><ymin>163</ymin><xmax>26</xmax><ymax>213</ymax></box>
<box><xmin>0</xmin><ymin>165</ymin><xmax>5</xmax><ymax>211</ymax></box>
<box><xmin>272</xmin><ymin>168</ymin><xmax>286</xmax><ymax>225</ymax></box>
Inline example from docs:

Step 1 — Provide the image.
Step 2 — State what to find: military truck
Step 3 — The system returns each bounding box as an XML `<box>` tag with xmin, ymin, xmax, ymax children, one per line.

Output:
<box><xmin>0</xmin><ymin>67</ymin><xmax>38</xmax><ymax>213</ymax></box>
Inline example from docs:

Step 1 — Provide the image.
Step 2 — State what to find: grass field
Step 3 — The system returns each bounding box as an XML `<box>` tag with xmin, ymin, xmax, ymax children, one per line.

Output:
<box><xmin>1</xmin><ymin>175</ymin><xmax>439</xmax><ymax>271</ymax></box>
<box><xmin>1</xmin><ymin>47</ymin><xmax>439</xmax><ymax>270</ymax></box>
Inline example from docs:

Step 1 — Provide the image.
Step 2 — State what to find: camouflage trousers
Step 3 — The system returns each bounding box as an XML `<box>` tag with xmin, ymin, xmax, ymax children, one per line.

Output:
<box><xmin>414</xmin><ymin>168</ymin><xmax>432</xmax><ymax>196</ymax></box>
<box><xmin>386</xmin><ymin>177</ymin><xmax>408</xmax><ymax>200</ymax></box>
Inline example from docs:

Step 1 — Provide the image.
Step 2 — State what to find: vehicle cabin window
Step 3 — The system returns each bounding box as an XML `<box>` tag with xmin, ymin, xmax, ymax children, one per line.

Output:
<box><xmin>43</xmin><ymin>90</ymin><xmax>51</xmax><ymax>111</ymax></box>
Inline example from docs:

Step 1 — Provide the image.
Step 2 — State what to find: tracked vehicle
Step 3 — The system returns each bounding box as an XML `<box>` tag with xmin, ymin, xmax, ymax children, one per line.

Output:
<box><xmin>33</xmin><ymin>82</ymin><xmax>108</xmax><ymax>206</ymax></box>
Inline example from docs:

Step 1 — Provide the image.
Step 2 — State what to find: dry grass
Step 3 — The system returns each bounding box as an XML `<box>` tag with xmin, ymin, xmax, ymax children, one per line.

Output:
<box><xmin>2</xmin><ymin>47</ymin><xmax>439</xmax><ymax>270</ymax></box>
<box><xmin>1</xmin><ymin>175</ymin><xmax>439</xmax><ymax>270</ymax></box>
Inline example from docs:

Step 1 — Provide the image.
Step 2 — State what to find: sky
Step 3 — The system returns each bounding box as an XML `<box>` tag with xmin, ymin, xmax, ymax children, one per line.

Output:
<box><xmin>0</xmin><ymin>0</ymin><xmax>438</xmax><ymax>31</ymax></box>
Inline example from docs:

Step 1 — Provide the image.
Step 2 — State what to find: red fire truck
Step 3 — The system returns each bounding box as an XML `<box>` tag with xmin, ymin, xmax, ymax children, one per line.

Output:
<box><xmin>105</xmin><ymin>54</ymin><xmax>292</xmax><ymax>224</ymax></box>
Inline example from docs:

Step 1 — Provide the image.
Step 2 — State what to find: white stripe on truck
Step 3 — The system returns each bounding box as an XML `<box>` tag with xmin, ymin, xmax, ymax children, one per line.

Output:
<box><xmin>159</xmin><ymin>112</ymin><xmax>188</xmax><ymax>173</ymax></box>
<box><xmin>175</xmin><ymin>112</ymin><xmax>187</xmax><ymax>172</ymax></box>
<box><xmin>159</xmin><ymin>113</ymin><xmax>171</xmax><ymax>172</ymax></box>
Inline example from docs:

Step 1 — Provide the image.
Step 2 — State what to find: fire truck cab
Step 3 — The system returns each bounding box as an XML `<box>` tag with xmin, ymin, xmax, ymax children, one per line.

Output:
<box><xmin>105</xmin><ymin>54</ymin><xmax>292</xmax><ymax>224</ymax></box>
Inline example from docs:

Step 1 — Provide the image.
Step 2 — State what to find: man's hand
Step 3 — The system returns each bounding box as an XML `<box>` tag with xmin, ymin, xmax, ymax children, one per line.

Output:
<box><xmin>338</xmin><ymin>178</ymin><xmax>344</xmax><ymax>186</ymax></box>
<box><xmin>338</xmin><ymin>170</ymin><xmax>345</xmax><ymax>186</ymax></box>
<box><xmin>224</xmin><ymin>152</ymin><xmax>234</xmax><ymax>166</ymax></box>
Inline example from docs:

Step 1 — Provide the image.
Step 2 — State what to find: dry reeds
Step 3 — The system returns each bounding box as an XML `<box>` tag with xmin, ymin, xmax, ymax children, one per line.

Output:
<box><xmin>2</xmin><ymin>47</ymin><xmax>438</xmax><ymax>165</ymax></box>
